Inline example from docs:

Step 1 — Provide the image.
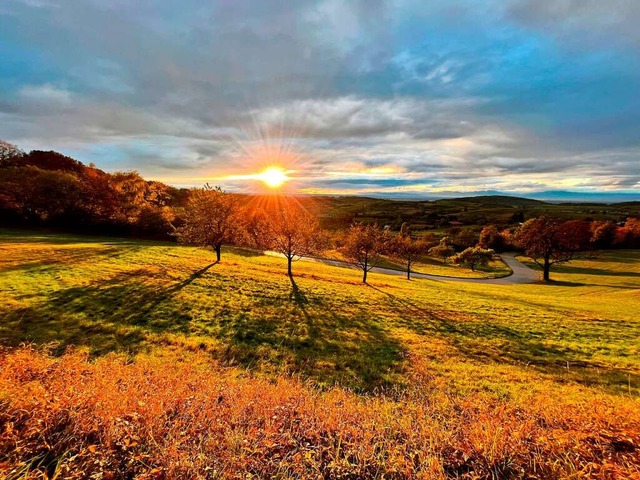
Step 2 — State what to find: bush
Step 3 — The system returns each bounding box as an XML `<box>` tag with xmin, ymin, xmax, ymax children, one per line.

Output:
<box><xmin>452</xmin><ymin>246</ymin><xmax>494</xmax><ymax>271</ymax></box>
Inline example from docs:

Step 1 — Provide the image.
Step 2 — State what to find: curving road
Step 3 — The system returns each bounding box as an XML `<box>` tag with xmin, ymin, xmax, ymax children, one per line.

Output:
<box><xmin>307</xmin><ymin>252</ymin><xmax>540</xmax><ymax>285</ymax></box>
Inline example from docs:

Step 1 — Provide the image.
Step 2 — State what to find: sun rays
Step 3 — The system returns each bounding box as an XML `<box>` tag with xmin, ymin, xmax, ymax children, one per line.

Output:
<box><xmin>256</xmin><ymin>167</ymin><xmax>289</xmax><ymax>188</ymax></box>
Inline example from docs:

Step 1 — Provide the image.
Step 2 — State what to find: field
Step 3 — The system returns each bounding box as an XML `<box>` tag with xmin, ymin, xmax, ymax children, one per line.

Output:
<box><xmin>312</xmin><ymin>195</ymin><xmax>640</xmax><ymax>231</ymax></box>
<box><xmin>1</xmin><ymin>230</ymin><xmax>639</xmax><ymax>478</ymax></box>
<box><xmin>322</xmin><ymin>249</ymin><xmax>511</xmax><ymax>279</ymax></box>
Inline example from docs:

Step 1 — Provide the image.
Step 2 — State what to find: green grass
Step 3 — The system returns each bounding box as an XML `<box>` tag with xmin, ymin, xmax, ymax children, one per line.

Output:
<box><xmin>410</xmin><ymin>255</ymin><xmax>512</xmax><ymax>278</ymax></box>
<box><xmin>1</xmin><ymin>229</ymin><xmax>639</xmax><ymax>399</ymax></box>
<box><xmin>324</xmin><ymin>249</ymin><xmax>511</xmax><ymax>278</ymax></box>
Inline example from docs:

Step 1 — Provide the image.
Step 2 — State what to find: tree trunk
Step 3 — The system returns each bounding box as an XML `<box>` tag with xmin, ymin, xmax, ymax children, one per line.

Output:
<box><xmin>543</xmin><ymin>259</ymin><xmax>551</xmax><ymax>281</ymax></box>
<box><xmin>363</xmin><ymin>253</ymin><xmax>368</xmax><ymax>283</ymax></box>
<box><xmin>406</xmin><ymin>263</ymin><xmax>411</xmax><ymax>280</ymax></box>
<box><xmin>215</xmin><ymin>244</ymin><xmax>221</xmax><ymax>262</ymax></box>
<box><xmin>287</xmin><ymin>256</ymin><xmax>293</xmax><ymax>277</ymax></box>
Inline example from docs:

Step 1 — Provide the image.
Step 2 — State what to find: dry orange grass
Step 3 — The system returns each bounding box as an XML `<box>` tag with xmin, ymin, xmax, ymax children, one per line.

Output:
<box><xmin>1</xmin><ymin>347</ymin><xmax>638</xmax><ymax>480</ymax></box>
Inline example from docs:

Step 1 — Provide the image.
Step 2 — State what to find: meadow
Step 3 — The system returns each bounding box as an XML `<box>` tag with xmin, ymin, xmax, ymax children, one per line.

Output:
<box><xmin>1</xmin><ymin>230</ymin><xmax>639</xmax><ymax>478</ymax></box>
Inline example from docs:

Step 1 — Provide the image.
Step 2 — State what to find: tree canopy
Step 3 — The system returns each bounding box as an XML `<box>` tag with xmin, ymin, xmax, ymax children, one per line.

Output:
<box><xmin>175</xmin><ymin>186</ymin><xmax>242</xmax><ymax>262</ymax></box>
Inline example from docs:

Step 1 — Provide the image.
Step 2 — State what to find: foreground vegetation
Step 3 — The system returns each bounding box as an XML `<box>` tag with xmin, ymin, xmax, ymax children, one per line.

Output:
<box><xmin>1</xmin><ymin>230</ymin><xmax>639</xmax><ymax>478</ymax></box>
<box><xmin>2</xmin><ymin>347</ymin><xmax>639</xmax><ymax>479</ymax></box>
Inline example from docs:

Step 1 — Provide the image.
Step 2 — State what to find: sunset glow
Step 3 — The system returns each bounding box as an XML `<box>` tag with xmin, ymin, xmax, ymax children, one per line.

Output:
<box><xmin>2</xmin><ymin>1</ymin><xmax>639</xmax><ymax>201</ymax></box>
<box><xmin>257</xmin><ymin>167</ymin><xmax>289</xmax><ymax>189</ymax></box>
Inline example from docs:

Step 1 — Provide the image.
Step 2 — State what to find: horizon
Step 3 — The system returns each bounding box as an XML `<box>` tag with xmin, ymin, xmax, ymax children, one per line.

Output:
<box><xmin>2</xmin><ymin>1</ymin><xmax>640</xmax><ymax>200</ymax></box>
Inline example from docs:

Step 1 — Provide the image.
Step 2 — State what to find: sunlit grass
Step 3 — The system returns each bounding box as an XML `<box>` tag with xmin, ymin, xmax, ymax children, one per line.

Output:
<box><xmin>1</xmin><ymin>229</ymin><xmax>638</xmax><ymax>396</ymax></box>
<box><xmin>1</xmin><ymin>230</ymin><xmax>639</xmax><ymax>478</ymax></box>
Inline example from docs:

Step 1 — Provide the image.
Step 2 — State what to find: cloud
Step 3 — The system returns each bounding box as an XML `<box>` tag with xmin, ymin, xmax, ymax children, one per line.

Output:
<box><xmin>246</xmin><ymin>96</ymin><xmax>479</xmax><ymax>140</ymax></box>
<box><xmin>0</xmin><ymin>0</ymin><xmax>638</xmax><ymax>198</ymax></box>
<box><xmin>507</xmin><ymin>0</ymin><xmax>640</xmax><ymax>49</ymax></box>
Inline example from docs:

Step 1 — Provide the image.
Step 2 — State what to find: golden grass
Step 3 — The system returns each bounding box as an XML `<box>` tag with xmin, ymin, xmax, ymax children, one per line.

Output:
<box><xmin>1</xmin><ymin>347</ymin><xmax>639</xmax><ymax>479</ymax></box>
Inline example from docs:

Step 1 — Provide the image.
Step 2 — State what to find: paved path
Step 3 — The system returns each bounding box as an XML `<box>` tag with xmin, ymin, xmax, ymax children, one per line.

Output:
<box><xmin>306</xmin><ymin>252</ymin><xmax>540</xmax><ymax>285</ymax></box>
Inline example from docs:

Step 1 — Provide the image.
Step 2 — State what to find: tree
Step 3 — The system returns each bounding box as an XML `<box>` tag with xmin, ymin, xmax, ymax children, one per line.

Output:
<box><xmin>175</xmin><ymin>185</ymin><xmax>241</xmax><ymax>261</ymax></box>
<box><xmin>428</xmin><ymin>237</ymin><xmax>455</xmax><ymax>263</ymax></box>
<box><xmin>0</xmin><ymin>140</ymin><xmax>23</xmax><ymax>167</ymax></box>
<box><xmin>340</xmin><ymin>223</ymin><xmax>388</xmax><ymax>283</ymax></box>
<box><xmin>590</xmin><ymin>221</ymin><xmax>617</xmax><ymax>249</ymax></box>
<box><xmin>242</xmin><ymin>208</ymin><xmax>271</xmax><ymax>250</ymax></box>
<box><xmin>450</xmin><ymin>228</ymin><xmax>478</xmax><ymax>251</ymax></box>
<box><xmin>478</xmin><ymin>225</ymin><xmax>506</xmax><ymax>251</ymax></box>
<box><xmin>266</xmin><ymin>207</ymin><xmax>324</xmax><ymax>277</ymax></box>
<box><xmin>109</xmin><ymin>171</ymin><xmax>148</xmax><ymax>224</ymax></box>
<box><xmin>0</xmin><ymin>166</ymin><xmax>83</xmax><ymax>223</ymax></box>
<box><xmin>390</xmin><ymin>235</ymin><xmax>428</xmax><ymax>279</ymax></box>
<box><xmin>389</xmin><ymin>224</ymin><xmax>429</xmax><ymax>280</ymax></box>
<box><xmin>515</xmin><ymin>217</ymin><xmax>585</xmax><ymax>281</ymax></box>
<box><xmin>452</xmin><ymin>246</ymin><xmax>494</xmax><ymax>271</ymax></box>
<box><xmin>623</xmin><ymin>217</ymin><xmax>640</xmax><ymax>248</ymax></box>
<box><xmin>562</xmin><ymin>220</ymin><xmax>592</xmax><ymax>250</ymax></box>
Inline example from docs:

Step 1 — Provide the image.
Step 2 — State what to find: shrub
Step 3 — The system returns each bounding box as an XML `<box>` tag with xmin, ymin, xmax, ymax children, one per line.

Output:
<box><xmin>451</xmin><ymin>246</ymin><xmax>494</xmax><ymax>271</ymax></box>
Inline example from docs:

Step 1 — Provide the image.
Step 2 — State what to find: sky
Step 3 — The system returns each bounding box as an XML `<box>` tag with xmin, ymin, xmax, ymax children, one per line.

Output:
<box><xmin>1</xmin><ymin>0</ymin><xmax>640</xmax><ymax>200</ymax></box>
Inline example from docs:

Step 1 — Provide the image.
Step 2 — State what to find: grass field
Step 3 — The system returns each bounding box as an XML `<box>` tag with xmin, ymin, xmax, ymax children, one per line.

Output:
<box><xmin>1</xmin><ymin>230</ymin><xmax>639</xmax><ymax>478</ymax></box>
<box><xmin>322</xmin><ymin>249</ymin><xmax>511</xmax><ymax>279</ymax></box>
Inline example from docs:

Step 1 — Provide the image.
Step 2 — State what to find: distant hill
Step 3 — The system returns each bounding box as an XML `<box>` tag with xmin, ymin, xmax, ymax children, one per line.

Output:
<box><xmin>2</xmin><ymin>143</ymin><xmax>639</xmax><ymax>234</ymax></box>
<box><xmin>434</xmin><ymin>195</ymin><xmax>547</xmax><ymax>207</ymax></box>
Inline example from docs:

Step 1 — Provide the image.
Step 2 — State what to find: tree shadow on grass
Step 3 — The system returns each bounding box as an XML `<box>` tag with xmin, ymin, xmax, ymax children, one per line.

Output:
<box><xmin>289</xmin><ymin>276</ymin><xmax>308</xmax><ymax>307</ymax></box>
<box><xmin>554</xmin><ymin>264</ymin><xmax>640</xmax><ymax>277</ymax></box>
<box><xmin>0</xmin><ymin>263</ymin><xmax>218</xmax><ymax>357</ymax></box>
<box><xmin>217</xmin><ymin>279</ymin><xmax>406</xmax><ymax>392</ymax></box>
<box><xmin>227</xmin><ymin>247</ymin><xmax>266</xmax><ymax>258</ymax></box>
<box><xmin>0</xmin><ymin>245</ymin><xmax>143</xmax><ymax>273</ymax></box>
<box><xmin>539</xmin><ymin>279</ymin><xmax>640</xmax><ymax>289</ymax></box>
<box><xmin>1</xmin><ymin>262</ymin><xmax>405</xmax><ymax>392</ymax></box>
<box><xmin>369</xmin><ymin>285</ymin><xmax>640</xmax><ymax>395</ymax></box>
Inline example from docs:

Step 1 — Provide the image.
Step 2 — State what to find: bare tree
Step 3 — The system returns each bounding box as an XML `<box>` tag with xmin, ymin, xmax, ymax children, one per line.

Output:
<box><xmin>340</xmin><ymin>223</ymin><xmax>388</xmax><ymax>283</ymax></box>
<box><xmin>175</xmin><ymin>185</ymin><xmax>241</xmax><ymax>262</ymax></box>
<box><xmin>266</xmin><ymin>207</ymin><xmax>324</xmax><ymax>277</ymax></box>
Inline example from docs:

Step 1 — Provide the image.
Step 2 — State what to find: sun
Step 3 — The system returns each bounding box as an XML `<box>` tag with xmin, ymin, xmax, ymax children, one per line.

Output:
<box><xmin>258</xmin><ymin>167</ymin><xmax>289</xmax><ymax>189</ymax></box>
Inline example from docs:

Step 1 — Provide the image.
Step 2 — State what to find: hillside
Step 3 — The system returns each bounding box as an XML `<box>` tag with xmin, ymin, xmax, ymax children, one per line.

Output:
<box><xmin>1</xmin><ymin>230</ymin><xmax>639</xmax><ymax>477</ymax></box>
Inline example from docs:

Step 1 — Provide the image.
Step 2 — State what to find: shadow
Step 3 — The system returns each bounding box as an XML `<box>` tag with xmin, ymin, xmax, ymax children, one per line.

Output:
<box><xmin>555</xmin><ymin>265</ymin><xmax>640</xmax><ymax>277</ymax></box>
<box><xmin>228</xmin><ymin>247</ymin><xmax>265</xmax><ymax>258</ymax></box>
<box><xmin>579</xmin><ymin>253</ymin><xmax>640</xmax><ymax>264</ymax></box>
<box><xmin>0</xmin><ymin>245</ymin><xmax>143</xmax><ymax>273</ymax></box>
<box><xmin>1</xmin><ymin>253</ymin><xmax>404</xmax><ymax>391</ymax></box>
<box><xmin>0</xmin><ymin>229</ymin><xmax>172</xmax><ymax>247</ymax></box>
<box><xmin>167</xmin><ymin>262</ymin><xmax>218</xmax><ymax>293</ymax></box>
<box><xmin>368</xmin><ymin>284</ymin><xmax>640</xmax><ymax>395</ymax></box>
<box><xmin>541</xmin><ymin>280</ymin><xmax>640</xmax><ymax>289</ymax></box>
<box><xmin>0</xmin><ymin>262</ymin><xmax>218</xmax><ymax>357</ymax></box>
<box><xmin>217</xmin><ymin>280</ymin><xmax>406</xmax><ymax>392</ymax></box>
<box><xmin>289</xmin><ymin>276</ymin><xmax>308</xmax><ymax>306</ymax></box>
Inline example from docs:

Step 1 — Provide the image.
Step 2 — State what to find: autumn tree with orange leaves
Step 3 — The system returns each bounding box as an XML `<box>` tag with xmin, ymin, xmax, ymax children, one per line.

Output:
<box><xmin>340</xmin><ymin>223</ymin><xmax>389</xmax><ymax>283</ymax></box>
<box><xmin>515</xmin><ymin>216</ymin><xmax>587</xmax><ymax>281</ymax></box>
<box><xmin>265</xmin><ymin>206</ymin><xmax>324</xmax><ymax>277</ymax></box>
<box><xmin>175</xmin><ymin>185</ymin><xmax>242</xmax><ymax>262</ymax></box>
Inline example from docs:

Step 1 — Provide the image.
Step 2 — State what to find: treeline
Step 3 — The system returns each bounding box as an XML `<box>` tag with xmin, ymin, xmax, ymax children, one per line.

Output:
<box><xmin>2</xmin><ymin>140</ymin><xmax>639</xmax><ymax>281</ymax></box>
<box><xmin>172</xmin><ymin>185</ymin><xmax>640</xmax><ymax>282</ymax></box>
<box><xmin>0</xmin><ymin>141</ymin><xmax>186</xmax><ymax>238</ymax></box>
